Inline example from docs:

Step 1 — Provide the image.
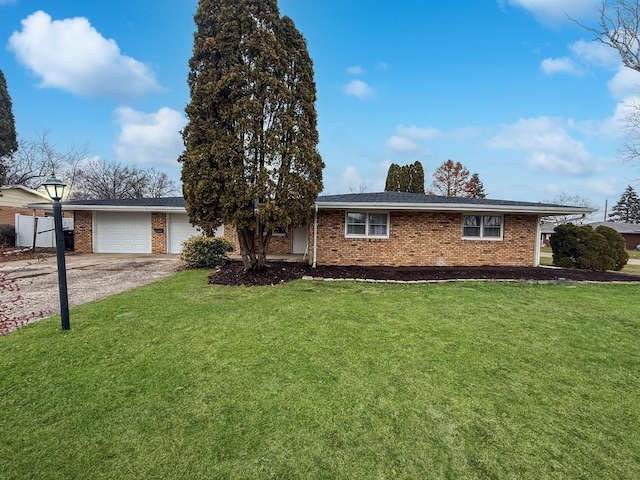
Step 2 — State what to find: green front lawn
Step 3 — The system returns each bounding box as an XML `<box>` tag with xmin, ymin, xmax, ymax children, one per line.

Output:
<box><xmin>2</xmin><ymin>272</ymin><xmax>640</xmax><ymax>479</ymax></box>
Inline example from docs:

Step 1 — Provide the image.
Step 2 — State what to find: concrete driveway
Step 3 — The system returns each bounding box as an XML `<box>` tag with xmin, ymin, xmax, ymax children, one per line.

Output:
<box><xmin>1</xmin><ymin>254</ymin><xmax>182</xmax><ymax>334</ymax></box>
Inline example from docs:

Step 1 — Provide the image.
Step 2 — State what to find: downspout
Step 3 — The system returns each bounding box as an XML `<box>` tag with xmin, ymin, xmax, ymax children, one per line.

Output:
<box><xmin>534</xmin><ymin>216</ymin><xmax>542</xmax><ymax>267</ymax></box>
<box><xmin>312</xmin><ymin>204</ymin><xmax>318</xmax><ymax>268</ymax></box>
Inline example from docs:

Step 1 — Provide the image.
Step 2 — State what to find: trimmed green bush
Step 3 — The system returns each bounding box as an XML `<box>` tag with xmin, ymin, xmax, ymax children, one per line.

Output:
<box><xmin>0</xmin><ymin>224</ymin><xmax>15</xmax><ymax>247</ymax></box>
<box><xmin>550</xmin><ymin>223</ymin><xmax>628</xmax><ymax>272</ymax></box>
<box><xmin>595</xmin><ymin>225</ymin><xmax>629</xmax><ymax>271</ymax></box>
<box><xmin>180</xmin><ymin>235</ymin><xmax>234</xmax><ymax>269</ymax></box>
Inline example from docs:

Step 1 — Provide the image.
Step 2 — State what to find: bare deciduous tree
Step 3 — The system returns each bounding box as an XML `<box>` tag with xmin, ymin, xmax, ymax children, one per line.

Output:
<box><xmin>3</xmin><ymin>131</ymin><xmax>88</xmax><ymax>192</ymax></box>
<box><xmin>71</xmin><ymin>158</ymin><xmax>178</xmax><ymax>200</ymax></box>
<box><xmin>574</xmin><ymin>1</ymin><xmax>640</xmax><ymax>163</ymax></box>
<box><xmin>428</xmin><ymin>159</ymin><xmax>470</xmax><ymax>197</ymax></box>
<box><xmin>575</xmin><ymin>1</ymin><xmax>640</xmax><ymax>72</ymax></box>
<box><xmin>544</xmin><ymin>192</ymin><xmax>596</xmax><ymax>224</ymax></box>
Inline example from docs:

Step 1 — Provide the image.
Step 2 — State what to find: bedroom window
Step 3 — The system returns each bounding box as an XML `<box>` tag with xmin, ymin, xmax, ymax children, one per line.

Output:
<box><xmin>462</xmin><ymin>215</ymin><xmax>503</xmax><ymax>239</ymax></box>
<box><xmin>346</xmin><ymin>212</ymin><xmax>389</xmax><ymax>238</ymax></box>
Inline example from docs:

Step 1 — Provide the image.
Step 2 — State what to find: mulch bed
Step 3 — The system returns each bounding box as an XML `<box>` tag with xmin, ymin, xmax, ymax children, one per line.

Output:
<box><xmin>209</xmin><ymin>260</ymin><xmax>640</xmax><ymax>286</ymax></box>
<box><xmin>1</xmin><ymin>247</ymin><xmax>53</xmax><ymax>263</ymax></box>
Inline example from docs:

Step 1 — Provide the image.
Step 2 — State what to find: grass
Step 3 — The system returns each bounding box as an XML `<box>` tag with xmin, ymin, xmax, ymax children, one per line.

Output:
<box><xmin>2</xmin><ymin>272</ymin><xmax>640</xmax><ymax>479</ymax></box>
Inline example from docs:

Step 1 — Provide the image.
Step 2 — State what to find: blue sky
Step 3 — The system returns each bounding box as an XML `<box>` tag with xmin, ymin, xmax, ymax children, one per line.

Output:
<box><xmin>1</xmin><ymin>0</ymin><xmax>638</xmax><ymax>213</ymax></box>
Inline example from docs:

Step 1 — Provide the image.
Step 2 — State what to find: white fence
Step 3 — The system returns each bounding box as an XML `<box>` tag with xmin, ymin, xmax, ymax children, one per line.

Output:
<box><xmin>14</xmin><ymin>214</ymin><xmax>74</xmax><ymax>248</ymax></box>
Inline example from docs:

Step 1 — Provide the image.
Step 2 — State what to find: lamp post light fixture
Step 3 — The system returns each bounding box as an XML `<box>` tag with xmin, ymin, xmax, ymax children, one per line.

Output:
<box><xmin>43</xmin><ymin>176</ymin><xmax>70</xmax><ymax>330</ymax></box>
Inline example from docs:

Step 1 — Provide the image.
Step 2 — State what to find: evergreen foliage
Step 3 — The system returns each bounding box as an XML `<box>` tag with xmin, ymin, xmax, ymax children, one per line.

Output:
<box><xmin>550</xmin><ymin>223</ymin><xmax>628</xmax><ymax>272</ymax></box>
<box><xmin>595</xmin><ymin>225</ymin><xmax>629</xmax><ymax>271</ymax></box>
<box><xmin>180</xmin><ymin>0</ymin><xmax>323</xmax><ymax>270</ymax></box>
<box><xmin>384</xmin><ymin>161</ymin><xmax>424</xmax><ymax>193</ymax></box>
<box><xmin>608</xmin><ymin>185</ymin><xmax>640</xmax><ymax>223</ymax></box>
<box><xmin>384</xmin><ymin>163</ymin><xmax>403</xmax><ymax>192</ymax></box>
<box><xmin>180</xmin><ymin>235</ymin><xmax>234</xmax><ymax>269</ymax></box>
<box><xmin>0</xmin><ymin>224</ymin><xmax>16</xmax><ymax>247</ymax></box>
<box><xmin>465</xmin><ymin>172</ymin><xmax>487</xmax><ymax>198</ymax></box>
<box><xmin>0</xmin><ymin>70</ymin><xmax>18</xmax><ymax>185</ymax></box>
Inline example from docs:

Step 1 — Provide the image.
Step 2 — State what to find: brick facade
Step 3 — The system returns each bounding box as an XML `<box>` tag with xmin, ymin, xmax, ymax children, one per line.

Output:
<box><xmin>73</xmin><ymin>211</ymin><xmax>93</xmax><ymax>253</ymax></box>
<box><xmin>151</xmin><ymin>212</ymin><xmax>167</xmax><ymax>254</ymax></box>
<box><xmin>0</xmin><ymin>206</ymin><xmax>52</xmax><ymax>225</ymax></box>
<box><xmin>70</xmin><ymin>206</ymin><xmax>540</xmax><ymax>266</ymax></box>
<box><xmin>313</xmin><ymin>210</ymin><xmax>538</xmax><ymax>267</ymax></box>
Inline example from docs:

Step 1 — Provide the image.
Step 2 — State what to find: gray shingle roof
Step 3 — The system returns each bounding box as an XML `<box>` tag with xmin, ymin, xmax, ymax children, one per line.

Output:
<box><xmin>586</xmin><ymin>221</ymin><xmax>640</xmax><ymax>234</ymax></box>
<box><xmin>317</xmin><ymin>191</ymin><xmax>565</xmax><ymax>207</ymax></box>
<box><xmin>61</xmin><ymin>197</ymin><xmax>186</xmax><ymax>208</ymax></box>
<box><xmin>33</xmin><ymin>192</ymin><xmax>593</xmax><ymax>216</ymax></box>
<box><xmin>316</xmin><ymin>192</ymin><xmax>593</xmax><ymax>215</ymax></box>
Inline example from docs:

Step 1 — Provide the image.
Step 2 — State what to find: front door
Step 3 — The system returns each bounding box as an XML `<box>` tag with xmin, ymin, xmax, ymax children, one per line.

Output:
<box><xmin>292</xmin><ymin>225</ymin><xmax>308</xmax><ymax>255</ymax></box>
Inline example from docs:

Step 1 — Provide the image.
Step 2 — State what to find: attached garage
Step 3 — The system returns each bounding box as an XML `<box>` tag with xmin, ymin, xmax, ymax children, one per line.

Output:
<box><xmin>168</xmin><ymin>213</ymin><xmax>201</xmax><ymax>254</ymax></box>
<box><xmin>167</xmin><ymin>214</ymin><xmax>225</xmax><ymax>254</ymax></box>
<box><xmin>94</xmin><ymin>212</ymin><xmax>152</xmax><ymax>253</ymax></box>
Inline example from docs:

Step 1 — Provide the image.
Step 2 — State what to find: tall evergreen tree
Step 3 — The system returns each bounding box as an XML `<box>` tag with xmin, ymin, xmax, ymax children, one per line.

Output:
<box><xmin>384</xmin><ymin>160</ymin><xmax>424</xmax><ymax>193</ymax></box>
<box><xmin>0</xmin><ymin>69</ymin><xmax>18</xmax><ymax>185</ymax></box>
<box><xmin>406</xmin><ymin>160</ymin><xmax>425</xmax><ymax>194</ymax></box>
<box><xmin>608</xmin><ymin>185</ymin><xmax>640</xmax><ymax>223</ymax></box>
<box><xmin>180</xmin><ymin>0</ymin><xmax>323</xmax><ymax>270</ymax></box>
<box><xmin>465</xmin><ymin>172</ymin><xmax>486</xmax><ymax>198</ymax></box>
<box><xmin>384</xmin><ymin>163</ymin><xmax>402</xmax><ymax>192</ymax></box>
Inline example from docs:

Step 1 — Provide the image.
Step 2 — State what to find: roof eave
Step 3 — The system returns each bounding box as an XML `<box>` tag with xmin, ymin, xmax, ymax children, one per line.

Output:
<box><xmin>26</xmin><ymin>203</ymin><xmax>187</xmax><ymax>213</ymax></box>
<box><xmin>314</xmin><ymin>201</ymin><xmax>596</xmax><ymax>215</ymax></box>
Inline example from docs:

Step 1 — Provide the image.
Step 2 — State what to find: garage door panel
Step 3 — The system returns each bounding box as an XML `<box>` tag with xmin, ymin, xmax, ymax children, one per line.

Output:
<box><xmin>169</xmin><ymin>214</ymin><xmax>201</xmax><ymax>254</ymax></box>
<box><xmin>168</xmin><ymin>214</ymin><xmax>223</xmax><ymax>254</ymax></box>
<box><xmin>95</xmin><ymin>212</ymin><xmax>151</xmax><ymax>253</ymax></box>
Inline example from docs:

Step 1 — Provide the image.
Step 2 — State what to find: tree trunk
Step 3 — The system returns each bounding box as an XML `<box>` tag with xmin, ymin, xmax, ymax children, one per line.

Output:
<box><xmin>238</xmin><ymin>227</ymin><xmax>257</xmax><ymax>270</ymax></box>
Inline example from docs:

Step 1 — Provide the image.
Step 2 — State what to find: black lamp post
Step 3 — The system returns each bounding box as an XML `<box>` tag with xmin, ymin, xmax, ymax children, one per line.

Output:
<box><xmin>43</xmin><ymin>176</ymin><xmax>70</xmax><ymax>331</ymax></box>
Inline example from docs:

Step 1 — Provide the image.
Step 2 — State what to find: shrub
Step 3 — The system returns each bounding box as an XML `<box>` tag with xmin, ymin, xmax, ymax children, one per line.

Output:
<box><xmin>180</xmin><ymin>235</ymin><xmax>233</xmax><ymax>269</ymax></box>
<box><xmin>595</xmin><ymin>225</ymin><xmax>628</xmax><ymax>271</ymax></box>
<box><xmin>0</xmin><ymin>224</ymin><xmax>16</xmax><ymax>247</ymax></box>
<box><xmin>549</xmin><ymin>223</ymin><xmax>628</xmax><ymax>272</ymax></box>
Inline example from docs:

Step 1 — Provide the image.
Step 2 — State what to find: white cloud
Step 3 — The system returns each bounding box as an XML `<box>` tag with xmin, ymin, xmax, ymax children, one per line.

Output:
<box><xmin>346</xmin><ymin>65</ymin><xmax>363</xmax><ymax>75</ymax></box>
<box><xmin>608</xmin><ymin>65</ymin><xmax>640</xmax><ymax>100</ymax></box>
<box><xmin>7</xmin><ymin>11</ymin><xmax>162</xmax><ymax>101</ymax></box>
<box><xmin>569</xmin><ymin>40</ymin><xmax>620</xmax><ymax>69</ymax></box>
<box><xmin>396</xmin><ymin>125</ymin><xmax>442</xmax><ymax>141</ymax></box>
<box><xmin>386</xmin><ymin>125</ymin><xmax>440</xmax><ymax>153</ymax></box>
<box><xmin>387</xmin><ymin>136</ymin><xmax>421</xmax><ymax>153</ymax></box>
<box><xmin>487</xmin><ymin>117</ymin><xmax>594</xmax><ymax>175</ymax></box>
<box><xmin>114</xmin><ymin>106</ymin><xmax>186</xmax><ymax>166</ymax></box>
<box><xmin>503</xmin><ymin>0</ymin><xmax>601</xmax><ymax>23</ymax></box>
<box><xmin>343</xmin><ymin>79</ymin><xmax>374</xmax><ymax>99</ymax></box>
<box><xmin>585</xmin><ymin>179</ymin><xmax>620</xmax><ymax>196</ymax></box>
<box><xmin>541</xmin><ymin>57</ymin><xmax>581</xmax><ymax>75</ymax></box>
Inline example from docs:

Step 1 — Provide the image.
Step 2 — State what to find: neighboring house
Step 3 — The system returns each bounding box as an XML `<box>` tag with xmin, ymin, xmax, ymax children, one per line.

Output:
<box><xmin>586</xmin><ymin>221</ymin><xmax>640</xmax><ymax>250</ymax></box>
<box><xmin>0</xmin><ymin>184</ymin><xmax>52</xmax><ymax>225</ymax></box>
<box><xmin>541</xmin><ymin>221</ymin><xmax>640</xmax><ymax>250</ymax></box>
<box><xmin>29</xmin><ymin>192</ymin><xmax>594</xmax><ymax>266</ymax></box>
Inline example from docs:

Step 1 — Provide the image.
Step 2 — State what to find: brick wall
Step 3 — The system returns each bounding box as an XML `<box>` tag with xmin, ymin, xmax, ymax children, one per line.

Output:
<box><xmin>73</xmin><ymin>211</ymin><xmax>93</xmax><ymax>253</ymax></box>
<box><xmin>268</xmin><ymin>234</ymin><xmax>291</xmax><ymax>255</ymax></box>
<box><xmin>226</xmin><ymin>225</ymin><xmax>293</xmax><ymax>256</ymax></box>
<box><xmin>313</xmin><ymin>210</ymin><xmax>538</xmax><ymax>267</ymax></box>
<box><xmin>151</xmin><ymin>212</ymin><xmax>167</xmax><ymax>254</ymax></box>
<box><xmin>0</xmin><ymin>207</ymin><xmax>53</xmax><ymax>225</ymax></box>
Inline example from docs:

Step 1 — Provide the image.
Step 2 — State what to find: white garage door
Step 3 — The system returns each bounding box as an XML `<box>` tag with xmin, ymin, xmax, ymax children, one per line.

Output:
<box><xmin>94</xmin><ymin>212</ymin><xmax>152</xmax><ymax>253</ymax></box>
<box><xmin>168</xmin><ymin>214</ymin><xmax>224</xmax><ymax>254</ymax></box>
<box><xmin>168</xmin><ymin>214</ymin><xmax>201</xmax><ymax>254</ymax></box>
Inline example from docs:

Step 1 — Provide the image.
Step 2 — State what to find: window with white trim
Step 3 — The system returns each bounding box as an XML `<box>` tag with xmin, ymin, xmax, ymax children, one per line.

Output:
<box><xmin>462</xmin><ymin>215</ymin><xmax>503</xmax><ymax>239</ymax></box>
<box><xmin>346</xmin><ymin>211</ymin><xmax>389</xmax><ymax>238</ymax></box>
